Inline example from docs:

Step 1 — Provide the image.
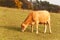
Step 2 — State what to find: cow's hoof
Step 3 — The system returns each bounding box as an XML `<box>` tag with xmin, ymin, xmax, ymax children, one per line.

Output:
<box><xmin>31</xmin><ymin>31</ymin><xmax>33</xmax><ymax>33</ymax></box>
<box><xmin>44</xmin><ymin>31</ymin><xmax>46</xmax><ymax>34</ymax></box>
<box><xmin>21</xmin><ymin>30</ymin><xmax>24</xmax><ymax>32</ymax></box>
<box><xmin>49</xmin><ymin>32</ymin><xmax>52</xmax><ymax>34</ymax></box>
<box><xmin>36</xmin><ymin>32</ymin><xmax>38</xmax><ymax>34</ymax></box>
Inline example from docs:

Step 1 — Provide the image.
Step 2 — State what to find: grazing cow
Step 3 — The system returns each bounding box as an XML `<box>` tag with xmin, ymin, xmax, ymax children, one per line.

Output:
<box><xmin>21</xmin><ymin>10</ymin><xmax>52</xmax><ymax>34</ymax></box>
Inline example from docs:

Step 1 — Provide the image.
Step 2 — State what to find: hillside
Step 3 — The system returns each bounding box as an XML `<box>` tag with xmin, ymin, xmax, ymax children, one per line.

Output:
<box><xmin>0</xmin><ymin>7</ymin><xmax>60</xmax><ymax>40</ymax></box>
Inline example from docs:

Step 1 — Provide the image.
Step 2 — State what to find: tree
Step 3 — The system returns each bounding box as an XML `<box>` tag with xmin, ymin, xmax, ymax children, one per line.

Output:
<box><xmin>14</xmin><ymin>0</ymin><xmax>23</xmax><ymax>8</ymax></box>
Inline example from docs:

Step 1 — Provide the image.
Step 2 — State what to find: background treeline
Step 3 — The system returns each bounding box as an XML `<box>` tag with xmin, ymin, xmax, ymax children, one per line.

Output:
<box><xmin>0</xmin><ymin>0</ymin><xmax>60</xmax><ymax>13</ymax></box>
<box><xmin>0</xmin><ymin>0</ymin><xmax>15</xmax><ymax>7</ymax></box>
<box><xmin>32</xmin><ymin>1</ymin><xmax>60</xmax><ymax>13</ymax></box>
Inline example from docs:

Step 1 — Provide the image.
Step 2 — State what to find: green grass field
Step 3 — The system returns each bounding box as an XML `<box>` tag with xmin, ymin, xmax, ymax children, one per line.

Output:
<box><xmin>0</xmin><ymin>7</ymin><xmax>60</xmax><ymax>40</ymax></box>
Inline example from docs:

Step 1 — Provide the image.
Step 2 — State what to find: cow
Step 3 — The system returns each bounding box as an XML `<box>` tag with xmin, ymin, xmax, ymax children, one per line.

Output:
<box><xmin>21</xmin><ymin>10</ymin><xmax>52</xmax><ymax>34</ymax></box>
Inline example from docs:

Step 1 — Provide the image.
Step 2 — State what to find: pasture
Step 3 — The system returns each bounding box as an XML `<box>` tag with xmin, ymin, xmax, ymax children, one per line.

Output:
<box><xmin>0</xmin><ymin>7</ymin><xmax>60</xmax><ymax>40</ymax></box>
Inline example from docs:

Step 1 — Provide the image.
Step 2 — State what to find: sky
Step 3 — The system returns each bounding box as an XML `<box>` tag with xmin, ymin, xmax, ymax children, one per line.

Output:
<box><xmin>42</xmin><ymin>0</ymin><xmax>60</xmax><ymax>6</ymax></box>
<box><xmin>28</xmin><ymin>0</ymin><xmax>60</xmax><ymax>6</ymax></box>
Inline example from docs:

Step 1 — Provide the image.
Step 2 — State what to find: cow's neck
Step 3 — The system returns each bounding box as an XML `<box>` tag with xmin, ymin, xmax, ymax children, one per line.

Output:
<box><xmin>23</xmin><ymin>12</ymin><xmax>33</xmax><ymax>26</ymax></box>
<box><xmin>24</xmin><ymin>18</ymin><xmax>32</xmax><ymax>26</ymax></box>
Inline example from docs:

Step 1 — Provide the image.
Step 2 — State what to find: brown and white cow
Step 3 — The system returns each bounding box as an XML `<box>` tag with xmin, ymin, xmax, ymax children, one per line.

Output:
<box><xmin>21</xmin><ymin>10</ymin><xmax>52</xmax><ymax>34</ymax></box>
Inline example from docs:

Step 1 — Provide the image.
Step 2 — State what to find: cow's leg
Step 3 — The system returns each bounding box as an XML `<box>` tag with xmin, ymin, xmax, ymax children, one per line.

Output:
<box><xmin>44</xmin><ymin>24</ymin><xmax>47</xmax><ymax>33</ymax></box>
<box><xmin>48</xmin><ymin>21</ymin><xmax>52</xmax><ymax>33</ymax></box>
<box><xmin>31</xmin><ymin>22</ymin><xmax>35</xmax><ymax>32</ymax></box>
<box><xmin>31</xmin><ymin>24</ymin><xmax>33</xmax><ymax>32</ymax></box>
<box><xmin>36</xmin><ymin>21</ymin><xmax>39</xmax><ymax>34</ymax></box>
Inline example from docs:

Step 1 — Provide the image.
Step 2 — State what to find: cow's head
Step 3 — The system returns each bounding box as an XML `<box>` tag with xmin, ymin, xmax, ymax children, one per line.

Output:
<box><xmin>21</xmin><ymin>23</ymin><xmax>27</xmax><ymax>32</ymax></box>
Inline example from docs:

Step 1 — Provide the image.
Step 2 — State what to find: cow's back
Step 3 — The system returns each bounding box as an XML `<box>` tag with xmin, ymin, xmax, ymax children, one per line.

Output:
<box><xmin>32</xmin><ymin>10</ymin><xmax>50</xmax><ymax>23</ymax></box>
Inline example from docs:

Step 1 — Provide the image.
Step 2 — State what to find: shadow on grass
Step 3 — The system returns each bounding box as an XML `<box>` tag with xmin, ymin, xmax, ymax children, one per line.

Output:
<box><xmin>0</xmin><ymin>26</ymin><xmax>46</xmax><ymax>34</ymax></box>
<box><xmin>0</xmin><ymin>26</ymin><xmax>33</xmax><ymax>33</ymax></box>
<box><xmin>0</xmin><ymin>26</ymin><xmax>21</xmax><ymax>32</ymax></box>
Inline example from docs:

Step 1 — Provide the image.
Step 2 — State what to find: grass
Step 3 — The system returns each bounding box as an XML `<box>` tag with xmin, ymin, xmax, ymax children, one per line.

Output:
<box><xmin>0</xmin><ymin>7</ymin><xmax>60</xmax><ymax>40</ymax></box>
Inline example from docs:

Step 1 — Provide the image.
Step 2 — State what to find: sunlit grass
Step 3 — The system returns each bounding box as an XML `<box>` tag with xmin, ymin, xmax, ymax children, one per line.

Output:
<box><xmin>0</xmin><ymin>7</ymin><xmax>60</xmax><ymax>40</ymax></box>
